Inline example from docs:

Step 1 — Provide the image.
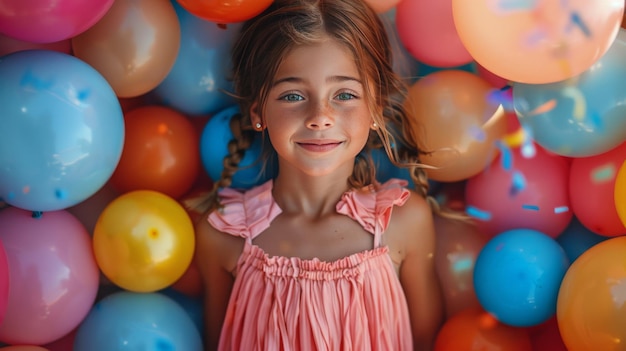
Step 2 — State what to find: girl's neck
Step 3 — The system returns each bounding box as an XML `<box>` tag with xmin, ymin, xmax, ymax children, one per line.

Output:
<box><xmin>271</xmin><ymin>172</ymin><xmax>352</xmax><ymax>219</ymax></box>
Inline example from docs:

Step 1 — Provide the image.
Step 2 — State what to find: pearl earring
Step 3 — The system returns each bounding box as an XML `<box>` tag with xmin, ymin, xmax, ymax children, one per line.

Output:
<box><xmin>255</xmin><ymin>122</ymin><xmax>262</xmax><ymax>130</ymax></box>
<box><xmin>372</xmin><ymin>122</ymin><xmax>378</xmax><ymax>129</ymax></box>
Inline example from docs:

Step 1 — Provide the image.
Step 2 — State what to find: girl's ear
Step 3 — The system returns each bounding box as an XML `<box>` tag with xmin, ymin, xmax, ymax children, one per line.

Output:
<box><xmin>249</xmin><ymin>101</ymin><xmax>262</xmax><ymax>127</ymax></box>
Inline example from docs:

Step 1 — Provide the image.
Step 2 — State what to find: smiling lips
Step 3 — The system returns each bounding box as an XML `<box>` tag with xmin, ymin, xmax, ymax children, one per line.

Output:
<box><xmin>297</xmin><ymin>140</ymin><xmax>343</xmax><ymax>152</ymax></box>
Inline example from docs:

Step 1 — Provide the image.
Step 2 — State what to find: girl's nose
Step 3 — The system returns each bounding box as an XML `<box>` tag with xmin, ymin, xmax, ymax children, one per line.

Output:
<box><xmin>306</xmin><ymin>101</ymin><xmax>334</xmax><ymax>130</ymax></box>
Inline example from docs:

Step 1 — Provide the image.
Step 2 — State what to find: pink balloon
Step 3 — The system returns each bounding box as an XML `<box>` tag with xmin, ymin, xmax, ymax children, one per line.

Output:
<box><xmin>0</xmin><ymin>208</ymin><xmax>99</xmax><ymax>345</ymax></box>
<box><xmin>569</xmin><ymin>142</ymin><xmax>626</xmax><ymax>237</ymax></box>
<box><xmin>0</xmin><ymin>239</ymin><xmax>8</xmax><ymax>327</ymax></box>
<box><xmin>0</xmin><ymin>33</ymin><xmax>71</xmax><ymax>57</ymax></box>
<box><xmin>395</xmin><ymin>0</ymin><xmax>473</xmax><ymax>67</ymax></box>
<box><xmin>465</xmin><ymin>145</ymin><xmax>572</xmax><ymax>238</ymax></box>
<box><xmin>0</xmin><ymin>0</ymin><xmax>114</xmax><ymax>43</ymax></box>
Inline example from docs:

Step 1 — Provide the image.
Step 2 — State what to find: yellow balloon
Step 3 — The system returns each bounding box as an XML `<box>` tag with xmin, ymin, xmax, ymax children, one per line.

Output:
<box><xmin>557</xmin><ymin>236</ymin><xmax>626</xmax><ymax>351</ymax></box>
<box><xmin>93</xmin><ymin>190</ymin><xmax>195</xmax><ymax>292</ymax></box>
<box><xmin>615</xmin><ymin>160</ymin><xmax>626</xmax><ymax>227</ymax></box>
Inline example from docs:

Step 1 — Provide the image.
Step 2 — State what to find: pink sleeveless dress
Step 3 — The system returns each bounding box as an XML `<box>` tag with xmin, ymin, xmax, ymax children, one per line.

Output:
<box><xmin>208</xmin><ymin>179</ymin><xmax>413</xmax><ymax>351</ymax></box>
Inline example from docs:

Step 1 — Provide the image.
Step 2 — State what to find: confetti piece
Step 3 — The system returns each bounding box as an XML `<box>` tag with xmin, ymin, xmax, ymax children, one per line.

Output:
<box><xmin>510</xmin><ymin>171</ymin><xmax>526</xmax><ymax>196</ymax></box>
<box><xmin>22</xmin><ymin>186</ymin><xmax>30</xmax><ymax>194</ymax></box>
<box><xmin>562</xmin><ymin>87</ymin><xmax>586</xmax><ymax>121</ymax></box>
<box><xmin>570</xmin><ymin>12</ymin><xmax>591</xmax><ymax>37</ymax></box>
<box><xmin>554</xmin><ymin>206</ymin><xmax>569</xmax><ymax>214</ymax></box>
<box><xmin>528</xmin><ymin>99</ymin><xmax>557</xmax><ymax>116</ymax></box>
<box><xmin>495</xmin><ymin>141</ymin><xmax>513</xmax><ymax>171</ymax></box>
<box><xmin>521</xmin><ymin>140</ymin><xmax>536</xmax><ymax>158</ymax></box>
<box><xmin>591</xmin><ymin>163</ymin><xmax>616</xmax><ymax>183</ymax></box>
<box><xmin>466</xmin><ymin>206</ymin><xmax>492</xmax><ymax>221</ymax></box>
<box><xmin>55</xmin><ymin>189</ymin><xmax>67</xmax><ymax>199</ymax></box>
<box><xmin>501</xmin><ymin>127</ymin><xmax>527</xmax><ymax>148</ymax></box>
<box><xmin>468</xmin><ymin>125</ymin><xmax>486</xmax><ymax>142</ymax></box>
<box><xmin>522</xmin><ymin>204</ymin><xmax>540</xmax><ymax>211</ymax></box>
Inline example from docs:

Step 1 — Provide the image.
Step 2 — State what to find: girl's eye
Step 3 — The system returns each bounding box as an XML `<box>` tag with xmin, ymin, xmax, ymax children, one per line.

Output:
<box><xmin>336</xmin><ymin>92</ymin><xmax>356</xmax><ymax>100</ymax></box>
<box><xmin>280</xmin><ymin>93</ymin><xmax>304</xmax><ymax>102</ymax></box>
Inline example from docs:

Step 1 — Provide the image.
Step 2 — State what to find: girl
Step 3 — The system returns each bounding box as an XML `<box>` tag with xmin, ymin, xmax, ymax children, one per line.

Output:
<box><xmin>192</xmin><ymin>0</ymin><xmax>444</xmax><ymax>349</ymax></box>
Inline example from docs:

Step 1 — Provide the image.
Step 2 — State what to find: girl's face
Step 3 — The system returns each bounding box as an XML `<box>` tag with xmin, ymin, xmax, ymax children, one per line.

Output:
<box><xmin>252</xmin><ymin>37</ymin><xmax>375</xmax><ymax>178</ymax></box>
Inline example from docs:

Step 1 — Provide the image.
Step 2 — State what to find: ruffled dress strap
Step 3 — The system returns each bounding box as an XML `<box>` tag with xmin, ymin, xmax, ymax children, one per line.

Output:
<box><xmin>336</xmin><ymin>178</ymin><xmax>410</xmax><ymax>247</ymax></box>
<box><xmin>207</xmin><ymin>180</ymin><xmax>282</xmax><ymax>242</ymax></box>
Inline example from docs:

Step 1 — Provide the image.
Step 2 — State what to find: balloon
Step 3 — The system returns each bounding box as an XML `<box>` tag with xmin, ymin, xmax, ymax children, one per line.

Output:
<box><xmin>0</xmin><ymin>240</ymin><xmax>8</xmax><ymax>326</ymax></box>
<box><xmin>530</xmin><ymin>317</ymin><xmax>568</xmax><ymax>351</ymax></box>
<box><xmin>74</xmin><ymin>291</ymin><xmax>202</xmax><ymax>351</ymax></box>
<box><xmin>474</xmin><ymin>228</ymin><xmax>570</xmax><ymax>327</ymax></box>
<box><xmin>109</xmin><ymin>106</ymin><xmax>201</xmax><ymax>200</ymax></box>
<box><xmin>513</xmin><ymin>30</ymin><xmax>626</xmax><ymax>157</ymax></box>
<box><xmin>617</xmin><ymin>160</ymin><xmax>626</xmax><ymax>227</ymax></box>
<box><xmin>0</xmin><ymin>34</ymin><xmax>71</xmax><ymax>57</ymax></box>
<box><xmin>434</xmin><ymin>215</ymin><xmax>488</xmax><ymax>319</ymax></box>
<box><xmin>569</xmin><ymin>142</ymin><xmax>626</xmax><ymax>236</ymax></box>
<box><xmin>475</xmin><ymin>63</ymin><xmax>509</xmax><ymax>89</ymax></box>
<box><xmin>0</xmin><ymin>0</ymin><xmax>114</xmax><ymax>43</ymax></box>
<box><xmin>175</xmin><ymin>0</ymin><xmax>272</xmax><ymax>23</ymax></box>
<box><xmin>0</xmin><ymin>50</ymin><xmax>124</xmax><ymax>212</ymax></box>
<box><xmin>557</xmin><ymin>236</ymin><xmax>626</xmax><ymax>351</ymax></box>
<box><xmin>404</xmin><ymin>70</ymin><xmax>508</xmax><ymax>182</ymax></box>
<box><xmin>200</xmin><ymin>105</ymin><xmax>276</xmax><ymax>189</ymax></box>
<box><xmin>159</xmin><ymin>288</ymin><xmax>204</xmax><ymax>334</ymax></box>
<box><xmin>396</xmin><ymin>0</ymin><xmax>472</xmax><ymax>67</ymax></box>
<box><xmin>0</xmin><ymin>347</ymin><xmax>49</xmax><ymax>351</ymax></box>
<box><xmin>72</xmin><ymin>0</ymin><xmax>181</xmax><ymax>98</ymax></box>
<box><xmin>556</xmin><ymin>217</ymin><xmax>608</xmax><ymax>264</ymax></box>
<box><xmin>364</xmin><ymin>0</ymin><xmax>401</xmax><ymax>14</ymax></box>
<box><xmin>0</xmin><ymin>208</ymin><xmax>99</xmax><ymax>345</ymax></box>
<box><xmin>66</xmin><ymin>182</ymin><xmax>120</xmax><ymax>235</ymax></box>
<box><xmin>452</xmin><ymin>0</ymin><xmax>624</xmax><ymax>84</ymax></box>
<box><xmin>465</xmin><ymin>145</ymin><xmax>572</xmax><ymax>238</ymax></box>
<box><xmin>152</xmin><ymin>2</ymin><xmax>241</xmax><ymax>116</ymax></box>
<box><xmin>434</xmin><ymin>306</ymin><xmax>533</xmax><ymax>351</ymax></box>
<box><xmin>93</xmin><ymin>190</ymin><xmax>195</xmax><ymax>292</ymax></box>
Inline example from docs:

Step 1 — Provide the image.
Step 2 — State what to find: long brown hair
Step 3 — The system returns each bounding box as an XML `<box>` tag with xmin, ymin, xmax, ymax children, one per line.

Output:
<box><xmin>190</xmin><ymin>0</ymin><xmax>437</xmax><ymax>214</ymax></box>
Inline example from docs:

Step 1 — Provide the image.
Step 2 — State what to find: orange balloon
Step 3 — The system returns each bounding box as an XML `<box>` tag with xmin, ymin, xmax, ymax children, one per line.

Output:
<box><xmin>175</xmin><ymin>0</ymin><xmax>272</xmax><ymax>23</ymax></box>
<box><xmin>452</xmin><ymin>0</ymin><xmax>624</xmax><ymax>84</ymax></box>
<box><xmin>557</xmin><ymin>236</ymin><xmax>626</xmax><ymax>351</ymax></box>
<box><xmin>405</xmin><ymin>70</ymin><xmax>507</xmax><ymax>182</ymax></box>
<box><xmin>435</xmin><ymin>306</ymin><xmax>533</xmax><ymax>351</ymax></box>
<box><xmin>434</xmin><ymin>215</ymin><xmax>488</xmax><ymax>319</ymax></box>
<box><xmin>110</xmin><ymin>106</ymin><xmax>200</xmax><ymax>200</ymax></box>
<box><xmin>72</xmin><ymin>0</ymin><xmax>181</xmax><ymax>97</ymax></box>
<box><xmin>93</xmin><ymin>190</ymin><xmax>195</xmax><ymax>293</ymax></box>
<box><xmin>616</xmin><ymin>160</ymin><xmax>626</xmax><ymax>228</ymax></box>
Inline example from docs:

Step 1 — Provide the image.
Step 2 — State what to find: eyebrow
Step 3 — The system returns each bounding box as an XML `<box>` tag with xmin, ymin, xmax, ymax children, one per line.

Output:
<box><xmin>271</xmin><ymin>75</ymin><xmax>362</xmax><ymax>87</ymax></box>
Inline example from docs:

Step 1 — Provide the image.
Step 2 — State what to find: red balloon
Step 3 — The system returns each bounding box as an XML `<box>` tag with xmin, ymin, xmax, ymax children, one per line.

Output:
<box><xmin>110</xmin><ymin>106</ymin><xmax>201</xmax><ymax>199</ymax></box>
<box><xmin>0</xmin><ymin>238</ymin><xmax>8</xmax><ymax>327</ymax></box>
<box><xmin>569</xmin><ymin>141</ymin><xmax>626</xmax><ymax>237</ymax></box>
<box><xmin>465</xmin><ymin>145</ymin><xmax>572</xmax><ymax>238</ymax></box>
<box><xmin>530</xmin><ymin>317</ymin><xmax>568</xmax><ymax>351</ymax></box>
<box><xmin>435</xmin><ymin>306</ymin><xmax>533</xmax><ymax>351</ymax></box>
<box><xmin>175</xmin><ymin>0</ymin><xmax>272</xmax><ymax>23</ymax></box>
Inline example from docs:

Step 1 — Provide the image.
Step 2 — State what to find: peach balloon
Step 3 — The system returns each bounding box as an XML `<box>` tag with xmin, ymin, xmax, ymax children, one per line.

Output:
<box><xmin>434</xmin><ymin>215</ymin><xmax>488</xmax><ymax>319</ymax></box>
<box><xmin>72</xmin><ymin>0</ymin><xmax>181</xmax><ymax>98</ymax></box>
<box><xmin>452</xmin><ymin>0</ymin><xmax>624</xmax><ymax>84</ymax></box>
<box><xmin>404</xmin><ymin>70</ymin><xmax>507</xmax><ymax>182</ymax></box>
<box><xmin>557</xmin><ymin>236</ymin><xmax>626</xmax><ymax>351</ymax></box>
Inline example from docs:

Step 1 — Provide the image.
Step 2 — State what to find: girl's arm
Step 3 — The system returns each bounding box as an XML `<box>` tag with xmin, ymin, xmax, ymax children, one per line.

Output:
<box><xmin>194</xmin><ymin>216</ymin><xmax>239</xmax><ymax>351</ymax></box>
<box><xmin>395</xmin><ymin>194</ymin><xmax>445</xmax><ymax>351</ymax></box>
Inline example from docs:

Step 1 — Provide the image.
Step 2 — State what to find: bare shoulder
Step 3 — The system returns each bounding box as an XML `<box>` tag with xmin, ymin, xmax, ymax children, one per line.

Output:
<box><xmin>194</xmin><ymin>212</ymin><xmax>245</xmax><ymax>274</ymax></box>
<box><xmin>386</xmin><ymin>190</ymin><xmax>436</xmax><ymax>254</ymax></box>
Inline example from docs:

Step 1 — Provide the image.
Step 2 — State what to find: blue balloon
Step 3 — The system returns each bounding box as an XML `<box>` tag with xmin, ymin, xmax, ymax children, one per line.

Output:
<box><xmin>513</xmin><ymin>30</ymin><xmax>626</xmax><ymax>157</ymax></box>
<box><xmin>556</xmin><ymin>216</ymin><xmax>608</xmax><ymax>264</ymax></box>
<box><xmin>153</xmin><ymin>1</ymin><xmax>241</xmax><ymax>116</ymax></box>
<box><xmin>74</xmin><ymin>291</ymin><xmax>203</xmax><ymax>351</ymax></box>
<box><xmin>473</xmin><ymin>228</ymin><xmax>570</xmax><ymax>327</ymax></box>
<box><xmin>0</xmin><ymin>50</ymin><xmax>124</xmax><ymax>212</ymax></box>
<box><xmin>200</xmin><ymin>105</ymin><xmax>276</xmax><ymax>189</ymax></box>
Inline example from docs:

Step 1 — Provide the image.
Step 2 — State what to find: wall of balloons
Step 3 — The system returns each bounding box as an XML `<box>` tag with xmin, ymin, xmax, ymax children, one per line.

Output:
<box><xmin>0</xmin><ymin>0</ymin><xmax>625</xmax><ymax>350</ymax></box>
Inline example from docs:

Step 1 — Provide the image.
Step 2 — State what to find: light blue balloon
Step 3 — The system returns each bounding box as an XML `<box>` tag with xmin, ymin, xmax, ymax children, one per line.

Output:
<box><xmin>74</xmin><ymin>291</ymin><xmax>203</xmax><ymax>351</ymax></box>
<box><xmin>200</xmin><ymin>105</ymin><xmax>276</xmax><ymax>189</ymax></box>
<box><xmin>0</xmin><ymin>50</ymin><xmax>124</xmax><ymax>212</ymax></box>
<box><xmin>153</xmin><ymin>1</ymin><xmax>241</xmax><ymax>116</ymax></box>
<box><xmin>473</xmin><ymin>228</ymin><xmax>570</xmax><ymax>327</ymax></box>
<box><xmin>513</xmin><ymin>30</ymin><xmax>626</xmax><ymax>157</ymax></box>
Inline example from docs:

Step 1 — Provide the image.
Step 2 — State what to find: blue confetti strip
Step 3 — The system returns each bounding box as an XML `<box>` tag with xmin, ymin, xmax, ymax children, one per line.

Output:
<box><xmin>554</xmin><ymin>206</ymin><xmax>569</xmax><ymax>214</ymax></box>
<box><xmin>466</xmin><ymin>206</ymin><xmax>492</xmax><ymax>221</ymax></box>
<box><xmin>522</xmin><ymin>204</ymin><xmax>540</xmax><ymax>211</ymax></box>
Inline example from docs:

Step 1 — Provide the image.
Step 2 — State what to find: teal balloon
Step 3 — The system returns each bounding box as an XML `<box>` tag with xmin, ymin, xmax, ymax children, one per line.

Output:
<box><xmin>0</xmin><ymin>50</ymin><xmax>124</xmax><ymax>212</ymax></box>
<box><xmin>74</xmin><ymin>291</ymin><xmax>203</xmax><ymax>351</ymax></box>
<box><xmin>513</xmin><ymin>30</ymin><xmax>626</xmax><ymax>157</ymax></box>
<box><xmin>153</xmin><ymin>1</ymin><xmax>241</xmax><ymax>116</ymax></box>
